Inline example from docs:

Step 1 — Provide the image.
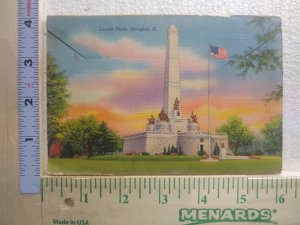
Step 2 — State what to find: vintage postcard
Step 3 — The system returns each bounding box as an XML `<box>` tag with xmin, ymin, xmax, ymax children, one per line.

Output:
<box><xmin>46</xmin><ymin>16</ymin><xmax>282</xmax><ymax>175</ymax></box>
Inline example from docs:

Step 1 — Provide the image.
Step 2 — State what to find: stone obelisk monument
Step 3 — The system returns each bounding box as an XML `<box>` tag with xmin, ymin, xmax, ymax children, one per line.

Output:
<box><xmin>163</xmin><ymin>25</ymin><xmax>181</xmax><ymax>118</ymax></box>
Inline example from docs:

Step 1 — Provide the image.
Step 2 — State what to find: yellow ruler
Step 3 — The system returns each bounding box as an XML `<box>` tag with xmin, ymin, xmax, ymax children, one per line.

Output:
<box><xmin>41</xmin><ymin>176</ymin><xmax>299</xmax><ymax>225</ymax></box>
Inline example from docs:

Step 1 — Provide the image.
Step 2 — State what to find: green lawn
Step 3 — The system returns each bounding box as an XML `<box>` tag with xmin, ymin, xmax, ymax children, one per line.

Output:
<box><xmin>48</xmin><ymin>155</ymin><xmax>282</xmax><ymax>175</ymax></box>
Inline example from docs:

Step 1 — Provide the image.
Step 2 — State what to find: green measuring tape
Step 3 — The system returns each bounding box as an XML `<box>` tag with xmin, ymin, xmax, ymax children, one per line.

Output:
<box><xmin>41</xmin><ymin>176</ymin><xmax>299</xmax><ymax>225</ymax></box>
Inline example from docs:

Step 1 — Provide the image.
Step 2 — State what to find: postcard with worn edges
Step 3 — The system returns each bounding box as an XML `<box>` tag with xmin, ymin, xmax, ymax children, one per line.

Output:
<box><xmin>46</xmin><ymin>15</ymin><xmax>282</xmax><ymax>175</ymax></box>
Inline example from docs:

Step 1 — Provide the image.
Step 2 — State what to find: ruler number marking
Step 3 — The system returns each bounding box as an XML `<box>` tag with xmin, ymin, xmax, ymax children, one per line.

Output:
<box><xmin>24</xmin><ymin>59</ymin><xmax>33</xmax><ymax>67</ymax></box>
<box><xmin>24</xmin><ymin>19</ymin><xmax>32</xmax><ymax>28</ymax></box>
<box><xmin>24</xmin><ymin>98</ymin><xmax>33</xmax><ymax>106</ymax></box>
<box><xmin>161</xmin><ymin>195</ymin><xmax>168</xmax><ymax>204</ymax></box>
<box><xmin>239</xmin><ymin>194</ymin><xmax>247</xmax><ymax>204</ymax></box>
<box><xmin>122</xmin><ymin>194</ymin><xmax>129</xmax><ymax>204</ymax></box>
<box><xmin>278</xmin><ymin>194</ymin><xmax>285</xmax><ymax>204</ymax></box>
<box><xmin>201</xmin><ymin>195</ymin><xmax>208</xmax><ymax>204</ymax></box>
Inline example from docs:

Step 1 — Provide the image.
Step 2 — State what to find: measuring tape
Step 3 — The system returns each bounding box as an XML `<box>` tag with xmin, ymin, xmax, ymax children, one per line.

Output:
<box><xmin>18</xmin><ymin>0</ymin><xmax>40</xmax><ymax>193</ymax></box>
<box><xmin>41</xmin><ymin>176</ymin><xmax>299</xmax><ymax>225</ymax></box>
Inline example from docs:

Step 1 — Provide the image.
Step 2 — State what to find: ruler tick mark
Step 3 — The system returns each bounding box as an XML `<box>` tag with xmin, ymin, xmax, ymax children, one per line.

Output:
<box><xmin>119</xmin><ymin>178</ymin><xmax>121</xmax><ymax>204</ymax></box>
<box><xmin>158</xmin><ymin>178</ymin><xmax>161</xmax><ymax>204</ymax></box>
<box><xmin>60</xmin><ymin>178</ymin><xmax>63</xmax><ymax>197</ymax></box>
<box><xmin>134</xmin><ymin>178</ymin><xmax>137</xmax><ymax>189</ymax></box>
<box><xmin>178</xmin><ymin>178</ymin><xmax>181</xmax><ymax>199</ymax></box>
<box><xmin>275</xmin><ymin>178</ymin><xmax>278</xmax><ymax>204</ymax></box>
<box><xmin>139</xmin><ymin>178</ymin><xmax>141</xmax><ymax>199</ymax></box>
<box><xmin>237</xmin><ymin>177</ymin><xmax>239</xmax><ymax>204</ymax></box>
<box><xmin>80</xmin><ymin>180</ymin><xmax>82</xmax><ymax>203</ymax></box>
<box><xmin>193</xmin><ymin>177</ymin><xmax>195</xmax><ymax>190</ymax></box>
<box><xmin>197</xmin><ymin>178</ymin><xmax>200</xmax><ymax>204</ymax></box>
<box><xmin>174</xmin><ymin>177</ymin><xmax>176</xmax><ymax>189</ymax></box>
<box><xmin>256</xmin><ymin>178</ymin><xmax>259</xmax><ymax>199</ymax></box>
<box><xmin>266</xmin><ymin>177</ymin><xmax>269</xmax><ymax>194</ymax></box>
<box><xmin>99</xmin><ymin>178</ymin><xmax>102</xmax><ymax>198</ymax></box>
<box><xmin>227</xmin><ymin>177</ymin><xmax>229</xmax><ymax>194</ymax></box>
<box><xmin>90</xmin><ymin>179</ymin><xmax>92</xmax><ymax>193</ymax></box>
<box><xmin>295</xmin><ymin>177</ymin><xmax>298</xmax><ymax>199</ymax></box>
<box><xmin>217</xmin><ymin>177</ymin><xmax>220</xmax><ymax>199</ymax></box>
<box><xmin>285</xmin><ymin>177</ymin><xmax>288</xmax><ymax>194</ymax></box>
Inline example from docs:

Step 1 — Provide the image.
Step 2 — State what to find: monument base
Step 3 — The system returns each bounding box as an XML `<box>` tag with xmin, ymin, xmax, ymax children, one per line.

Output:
<box><xmin>200</xmin><ymin>157</ymin><xmax>219</xmax><ymax>162</ymax></box>
<box><xmin>220</xmin><ymin>155</ymin><xmax>249</xmax><ymax>160</ymax></box>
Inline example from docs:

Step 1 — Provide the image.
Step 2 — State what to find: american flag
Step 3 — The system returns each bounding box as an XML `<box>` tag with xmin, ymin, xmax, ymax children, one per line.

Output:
<box><xmin>210</xmin><ymin>45</ymin><xmax>228</xmax><ymax>60</ymax></box>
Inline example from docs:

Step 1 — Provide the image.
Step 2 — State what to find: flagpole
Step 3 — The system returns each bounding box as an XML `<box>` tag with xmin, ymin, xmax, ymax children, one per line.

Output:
<box><xmin>207</xmin><ymin>44</ymin><xmax>212</xmax><ymax>159</ymax></box>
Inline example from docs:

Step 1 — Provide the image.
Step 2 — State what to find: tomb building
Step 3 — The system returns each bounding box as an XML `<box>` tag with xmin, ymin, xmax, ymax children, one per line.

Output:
<box><xmin>123</xmin><ymin>25</ymin><xmax>228</xmax><ymax>156</ymax></box>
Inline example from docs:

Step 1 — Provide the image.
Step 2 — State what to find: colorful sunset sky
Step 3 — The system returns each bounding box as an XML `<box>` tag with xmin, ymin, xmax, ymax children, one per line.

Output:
<box><xmin>47</xmin><ymin>16</ymin><xmax>282</xmax><ymax>136</ymax></box>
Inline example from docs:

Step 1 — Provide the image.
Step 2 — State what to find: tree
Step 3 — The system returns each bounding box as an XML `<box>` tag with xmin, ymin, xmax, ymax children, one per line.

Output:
<box><xmin>213</xmin><ymin>143</ymin><xmax>220</xmax><ymax>156</ymax></box>
<box><xmin>61</xmin><ymin>115</ymin><xmax>102</xmax><ymax>158</ymax></box>
<box><xmin>171</xmin><ymin>145</ymin><xmax>177</xmax><ymax>154</ymax></box>
<box><xmin>97</xmin><ymin>121</ymin><xmax>123</xmax><ymax>154</ymax></box>
<box><xmin>167</xmin><ymin>145</ymin><xmax>171</xmax><ymax>155</ymax></box>
<box><xmin>163</xmin><ymin>147</ymin><xmax>167</xmax><ymax>155</ymax></box>
<box><xmin>109</xmin><ymin>130</ymin><xmax>124</xmax><ymax>153</ymax></box>
<box><xmin>261</xmin><ymin>115</ymin><xmax>282</xmax><ymax>155</ymax></box>
<box><xmin>198</xmin><ymin>148</ymin><xmax>205</xmax><ymax>156</ymax></box>
<box><xmin>47</xmin><ymin>53</ymin><xmax>69</xmax><ymax>149</ymax></box>
<box><xmin>177</xmin><ymin>145</ymin><xmax>183</xmax><ymax>155</ymax></box>
<box><xmin>228</xmin><ymin>17</ymin><xmax>282</xmax><ymax>102</ymax></box>
<box><xmin>217</xmin><ymin>115</ymin><xmax>254</xmax><ymax>155</ymax></box>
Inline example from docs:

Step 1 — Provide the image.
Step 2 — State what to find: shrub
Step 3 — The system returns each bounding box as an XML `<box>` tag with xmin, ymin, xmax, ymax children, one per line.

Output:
<box><xmin>255</xmin><ymin>149</ymin><xmax>264</xmax><ymax>156</ymax></box>
<box><xmin>198</xmin><ymin>149</ymin><xmax>205</xmax><ymax>156</ymax></box>
<box><xmin>177</xmin><ymin>145</ymin><xmax>184</xmax><ymax>155</ymax></box>
<box><xmin>213</xmin><ymin>144</ymin><xmax>220</xmax><ymax>156</ymax></box>
<box><xmin>163</xmin><ymin>147</ymin><xmax>167</xmax><ymax>155</ymax></box>
<box><xmin>171</xmin><ymin>145</ymin><xmax>177</xmax><ymax>154</ymax></box>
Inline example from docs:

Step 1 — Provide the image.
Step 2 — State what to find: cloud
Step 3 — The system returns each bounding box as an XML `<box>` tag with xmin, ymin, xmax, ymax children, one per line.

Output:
<box><xmin>68</xmin><ymin>69</ymin><xmax>163</xmax><ymax>112</ymax></box>
<box><xmin>73</xmin><ymin>33</ymin><xmax>208</xmax><ymax>73</ymax></box>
